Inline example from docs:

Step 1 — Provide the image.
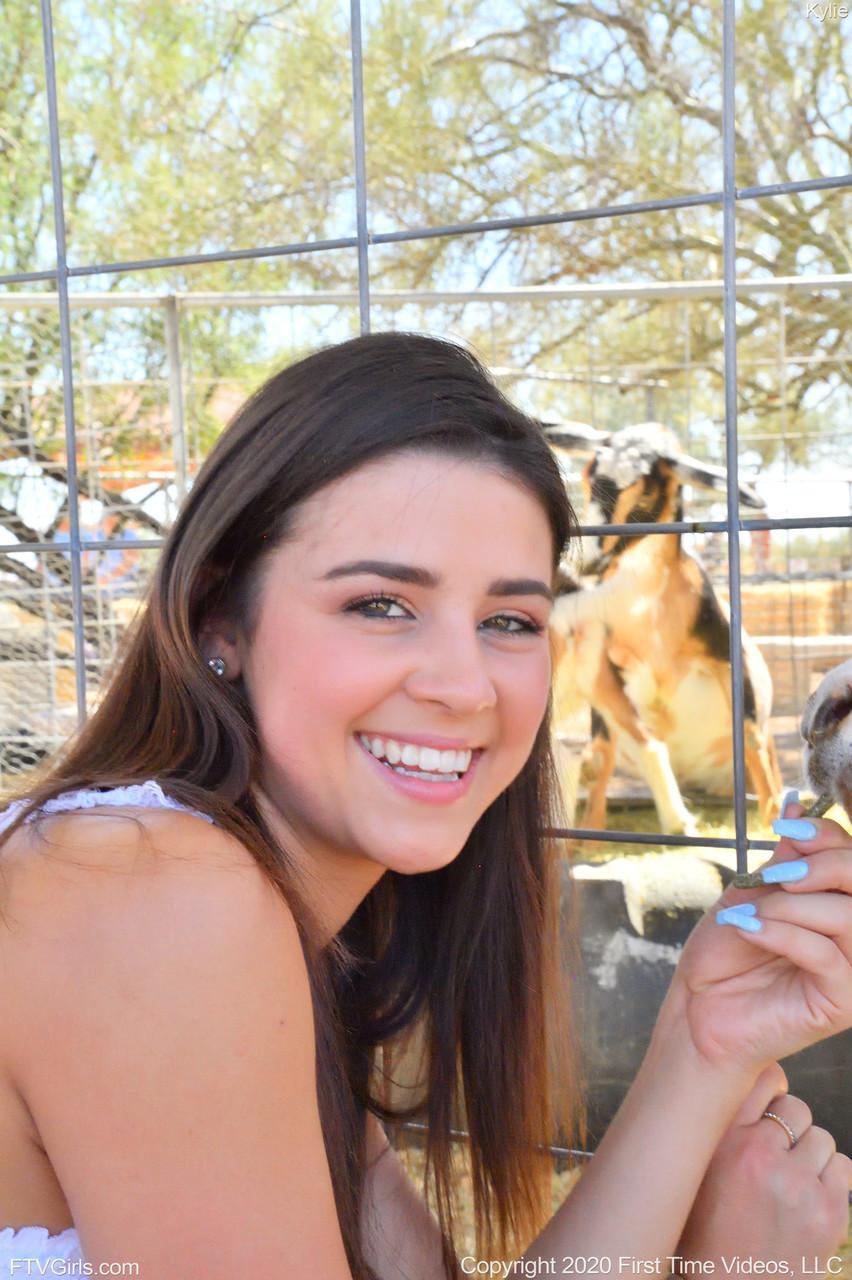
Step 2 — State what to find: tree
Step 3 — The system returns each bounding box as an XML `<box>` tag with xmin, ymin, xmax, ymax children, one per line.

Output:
<box><xmin>1</xmin><ymin>0</ymin><xmax>849</xmax><ymax>556</ymax></box>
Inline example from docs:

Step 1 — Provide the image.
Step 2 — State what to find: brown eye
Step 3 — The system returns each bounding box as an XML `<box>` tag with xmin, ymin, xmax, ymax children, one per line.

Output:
<box><xmin>484</xmin><ymin>615</ymin><xmax>544</xmax><ymax>635</ymax></box>
<box><xmin>344</xmin><ymin>594</ymin><xmax>411</xmax><ymax>619</ymax></box>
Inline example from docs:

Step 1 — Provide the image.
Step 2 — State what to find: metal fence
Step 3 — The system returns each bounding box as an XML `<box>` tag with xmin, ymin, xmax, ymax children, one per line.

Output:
<box><xmin>1</xmin><ymin>0</ymin><xmax>852</xmax><ymax>1166</ymax></box>
<box><xmin>0</xmin><ymin>5</ymin><xmax>844</xmax><ymax>844</ymax></box>
<box><xmin>2</xmin><ymin>278</ymin><xmax>851</xmax><ymax>778</ymax></box>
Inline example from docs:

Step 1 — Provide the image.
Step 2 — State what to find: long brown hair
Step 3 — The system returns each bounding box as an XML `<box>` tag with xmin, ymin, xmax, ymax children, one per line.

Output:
<box><xmin>0</xmin><ymin>332</ymin><xmax>586</xmax><ymax>1278</ymax></box>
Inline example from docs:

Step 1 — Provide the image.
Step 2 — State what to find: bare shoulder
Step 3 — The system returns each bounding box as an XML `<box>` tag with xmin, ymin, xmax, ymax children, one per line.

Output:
<box><xmin>0</xmin><ymin>801</ymin><xmax>297</xmax><ymax>1041</ymax></box>
<box><xmin>0</xmin><ymin>804</ymin><xmax>353</xmax><ymax>1277</ymax></box>
<box><xmin>0</xmin><ymin>798</ymin><xmax>261</xmax><ymax>885</ymax></box>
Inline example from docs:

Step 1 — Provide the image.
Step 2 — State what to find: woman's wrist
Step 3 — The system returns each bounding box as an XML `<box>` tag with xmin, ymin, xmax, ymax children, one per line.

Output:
<box><xmin>638</xmin><ymin>987</ymin><xmax>759</xmax><ymax>1135</ymax></box>
<box><xmin>519</xmin><ymin>977</ymin><xmax>765</xmax><ymax>1269</ymax></box>
<box><xmin>650</xmin><ymin>973</ymin><xmax>765</xmax><ymax>1093</ymax></box>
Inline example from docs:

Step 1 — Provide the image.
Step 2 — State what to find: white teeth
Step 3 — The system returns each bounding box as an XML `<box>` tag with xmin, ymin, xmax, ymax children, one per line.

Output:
<box><xmin>357</xmin><ymin>733</ymin><xmax>474</xmax><ymax>774</ymax></box>
<box><xmin>391</xmin><ymin>765</ymin><xmax>460</xmax><ymax>782</ymax></box>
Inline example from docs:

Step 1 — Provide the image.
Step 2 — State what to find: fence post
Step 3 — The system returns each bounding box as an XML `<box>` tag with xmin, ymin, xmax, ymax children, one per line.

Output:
<box><xmin>165</xmin><ymin>295</ymin><xmax>187</xmax><ymax>510</ymax></box>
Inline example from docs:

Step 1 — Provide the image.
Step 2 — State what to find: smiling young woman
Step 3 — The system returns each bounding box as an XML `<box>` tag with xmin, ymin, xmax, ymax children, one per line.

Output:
<box><xmin>1</xmin><ymin>333</ymin><xmax>851</xmax><ymax>1280</ymax></box>
<box><xmin>0</xmin><ymin>333</ymin><xmax>584</xmax><ymax>1279</ymax></box>
<box><xmin>199</xmin><ymin>451</ymin><xmax>558</xmax><ymax>912</ymax></box>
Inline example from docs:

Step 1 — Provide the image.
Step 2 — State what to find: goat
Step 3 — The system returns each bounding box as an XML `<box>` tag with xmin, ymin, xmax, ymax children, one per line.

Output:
<box><xmin>545</xmin><ymin>421</ymin><xmax>782</xmax><ymax>836</ymax></box>
<box><xmin>801</xmin><ymin>656</ymin><xmax>852</xmax><ymax>819</ymax></box>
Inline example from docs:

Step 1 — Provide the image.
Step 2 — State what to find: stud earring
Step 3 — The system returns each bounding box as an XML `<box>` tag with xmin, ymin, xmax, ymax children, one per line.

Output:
<box><xmin>207</xmin><ymin>656</ymin><xmax>227</xmax><ymax>677</ymax></box>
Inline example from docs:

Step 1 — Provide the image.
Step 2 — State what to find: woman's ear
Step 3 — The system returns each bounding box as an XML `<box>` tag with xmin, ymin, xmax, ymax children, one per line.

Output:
<box><xmin>197</xmin><ymin>614</ymin><xmax>244</xmax><ymax>680</ymax></box>
<box><xmin>194</xmin><ymin>559</ymin><xmax>248</xmax><ymax>680</ymax></box>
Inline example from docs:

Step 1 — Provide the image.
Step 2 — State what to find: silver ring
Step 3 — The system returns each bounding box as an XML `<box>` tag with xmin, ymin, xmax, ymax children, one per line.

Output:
<box><xmin>762</xmin><ymin>1110</ymin><xmax>798</xmax><ymax>1150</ymax></box>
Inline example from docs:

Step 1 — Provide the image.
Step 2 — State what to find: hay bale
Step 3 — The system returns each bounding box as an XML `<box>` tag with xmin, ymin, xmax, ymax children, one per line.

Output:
<box><xmin>715</xmin><ymin>579</ymin><xmax>851</xmax><ymax>639</ymax></box>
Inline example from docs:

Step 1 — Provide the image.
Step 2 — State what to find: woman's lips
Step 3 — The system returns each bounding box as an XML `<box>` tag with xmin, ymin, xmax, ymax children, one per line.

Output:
<box><xmin>355</xmin><ymin>735</ymin><xmax>483</xmax><ymax>805</ymax></box>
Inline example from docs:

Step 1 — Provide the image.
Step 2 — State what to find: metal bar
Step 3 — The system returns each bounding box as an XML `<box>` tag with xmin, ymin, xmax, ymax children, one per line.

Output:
<box><xmin>18</xmin><ymin>371</ymin><xmax>850</xmax><ymax>393</ymax></box>
<box><xmin>738</xmin><ymin>174</ymin><xmax>852</xmax><ymax>200</ymax></box>
<box><xmin>721</xmin><ymin>0</ymin><xmax>749</xmax><ymax>877</ymax></box>
<box><xmin>39</xmin><ymin>0</ymin><xmax>88</xmax><ymax>731</ymax></box>
<box><xmin>546</xmin><ymin>827</ymin><xmax>777</xmax><ymax>851</ymax></box>
<box><xmin>0</xmin><ymin>269</ymin><xmax>58</xmax><ymax>287</ymax></box>
<box><xmin>778</xmin><ymin>296</ymin><xmax>801</xmax><ymax>707</ymax></box>
<box><xmin>0</xmin><ymin>539</ymin><xmax>166</xmax><ymax>555</ymax></box>
<box><xmin>4</xmin><ymin>275</ymin><xmax>852</xmax><ymax>304</ymax></box>
<box><xmin>349</xmin><ymin>0</ymin><xmax>370</xmax><ymax>334</ymax></box>
<box><xmin>5</xmin><ymin>514</ymin><xmax>852</xmax><ymax>557</ymax></box>
<box><xmin>396</xmin><ymin>1120</ymin><xmax>594</xmax><ymax>1161</ymax></box>
<box><xmin>62</xmin><ymin>236</ymin><xmax>360</xmax><ymax>279</ymax></box>
<box><xmin>370</xmin><ymin>193</ymin><xmax>721</xmax><ymax>245</ymax></box>
<box><xmin>5</xmin><ymin>183</ymin><xmax>849</xmax><ymax>290</ymax></box>
<box><xmin>164</xmin><ymin>297</ymin><xmax>188</xmax><ymax>502</ymax></box>
<box><xmin>5</xmin><ymin>196</ymin><xmax>721</xmax><ymax>286</ymax></box>
<box><xmin>492</xmin><ymin>364</ymin><xmax>669</xmax><ymax>389</ymax></box>
<box><xmin>573</xmin><ymin>515</ymin><xmax>852</xmax><ymax>536</ymax></box>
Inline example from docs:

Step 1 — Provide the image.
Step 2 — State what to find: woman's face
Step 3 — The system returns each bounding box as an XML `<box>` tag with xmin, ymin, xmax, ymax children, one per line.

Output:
<box><xmin>220</xmin><ymin>450</ymin><xmax>555</xmax><ymax>896</ymax></box>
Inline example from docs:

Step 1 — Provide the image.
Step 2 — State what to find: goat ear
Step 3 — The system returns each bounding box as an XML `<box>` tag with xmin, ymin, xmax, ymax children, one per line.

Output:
<box><xmin>542</xmin><ymin>421</ymin><xmax>611</xmax><ymax>453</ymax></box>
<box><xmin>670</xmin><ymin>456</ymin><xmax>766</xmax><ymax>510</ymax></box>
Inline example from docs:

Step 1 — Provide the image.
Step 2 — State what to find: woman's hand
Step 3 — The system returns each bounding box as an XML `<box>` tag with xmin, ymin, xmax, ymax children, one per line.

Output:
<box><xmin>673</xmin><ymin>1063</ymin><xmax>852</xmax><ymax>1276</ymax></box>
<box><xmin>669</xmin><ymin>798</ymin><xmax>852</xmax><ymax>1075</ymax></box>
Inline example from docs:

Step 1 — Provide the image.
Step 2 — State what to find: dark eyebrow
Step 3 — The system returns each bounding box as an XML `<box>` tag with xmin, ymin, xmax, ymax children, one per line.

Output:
<box><xmin>320</xmin><ymin>559</ymin><xmax>554</xmax><ymax>603</ymax></box>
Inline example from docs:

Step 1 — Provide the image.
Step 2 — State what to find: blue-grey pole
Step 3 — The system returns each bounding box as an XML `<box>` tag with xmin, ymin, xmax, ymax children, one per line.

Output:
<box><xmin>722</xmin><ymin>0</ymin><xmax>749</xmax><ymax>874</ymax></box>
<box><xmin>39</xmin><ymin>0</ymin><xmax>88</xmax><ymax>730</ymax></box>
<box><xmin>350</xmin><ymin>0</ymin><xmax>370</xmax><ymax>334</ymax></box>
<box><xmin>164</xmin><ymin>297</ymin><xmax>188</xmax><ymax>503</ymax></box>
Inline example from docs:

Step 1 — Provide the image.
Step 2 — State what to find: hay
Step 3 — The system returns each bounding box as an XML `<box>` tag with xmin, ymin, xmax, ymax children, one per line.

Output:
<box><xmin>717</xmin><ymin>579</ymin><xmax>852</xmax><ymax>638</ymax></box>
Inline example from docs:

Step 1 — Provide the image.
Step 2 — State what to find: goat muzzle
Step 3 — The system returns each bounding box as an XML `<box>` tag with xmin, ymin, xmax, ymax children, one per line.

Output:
<box><xmin>802</xmin><ymin>685</ymin><xmax>852</xmax><ymax>745</ymax></box>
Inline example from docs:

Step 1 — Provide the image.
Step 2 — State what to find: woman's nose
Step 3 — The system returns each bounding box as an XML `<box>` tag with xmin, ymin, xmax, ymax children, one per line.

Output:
<box><xmin>403</xmin><ymin>629</ymin><xmax>498</xmax><ymax>714</ymax></box>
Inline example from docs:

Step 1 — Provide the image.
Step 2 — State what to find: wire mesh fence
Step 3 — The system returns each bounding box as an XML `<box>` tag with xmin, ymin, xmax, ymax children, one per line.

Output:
<box><xmin>2</xmin><ymin>279</ymin><xmax>850</xmax><ymax>799</ymax></box>
<box><xmin>1</xmin><ymin>0</ymin><xmax>851</xmax><ymax>1173</ymax></box>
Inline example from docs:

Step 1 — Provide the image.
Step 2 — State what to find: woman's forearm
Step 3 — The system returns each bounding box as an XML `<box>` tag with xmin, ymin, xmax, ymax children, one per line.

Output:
<box><xmin>519</xmin><ymin>980</ymin><xmax>761</xmax><ymax>1273</ymax></box>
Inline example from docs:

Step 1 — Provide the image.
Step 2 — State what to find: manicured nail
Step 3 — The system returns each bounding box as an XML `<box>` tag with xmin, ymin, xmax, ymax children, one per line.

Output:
<box><xmin>718</xmin><ymin>901</ymin><xmax>758</xmax><ymax>916</ymax></box>
<box><xmin>716</xmin><ymin>906</ymin><xmax>763</xmax><ymax>931</ymax></box>
<box><xmin>760</xmin><ymin>859</ymin><xmax>810</xmax><ymax>884</ymax></box>
<box><xmin>781</xmin><ymin>789</ymin><xmax>799</xmax><ymax>817</ymax></box>
<box><xmin>772</xmin><ymin>818</ymin><xmax>817</xmax><ymax>841</ymax></box>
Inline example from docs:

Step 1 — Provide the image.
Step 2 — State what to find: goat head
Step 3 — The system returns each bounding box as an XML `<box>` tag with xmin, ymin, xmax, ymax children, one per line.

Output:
<box><xmin>801</xmin><ymin>657</ymin><xmax>852</xmax><ymax>819</ymax></box>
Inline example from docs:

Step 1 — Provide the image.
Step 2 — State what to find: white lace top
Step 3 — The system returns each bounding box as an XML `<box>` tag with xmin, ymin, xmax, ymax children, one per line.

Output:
<box><xmin>0</xmin><ymin>780</ymin><xmax>217</xmax><ymax>1274</ymax></box>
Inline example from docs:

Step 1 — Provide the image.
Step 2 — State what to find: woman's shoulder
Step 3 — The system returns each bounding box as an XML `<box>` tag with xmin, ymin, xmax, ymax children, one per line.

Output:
<box><xmin>0</xmin><ymin>795</ymin><xmax>343</xmax><ymax>1278</ymax></box>
<box><xmin>0</xmin><ymin>781</ymin><xmax>257</xmax><ymax>881</ymax></box>
<box><xmin>0</xmin><ymin>786</ymin><xmax>300</xmax><ymax>1045</ymax></box>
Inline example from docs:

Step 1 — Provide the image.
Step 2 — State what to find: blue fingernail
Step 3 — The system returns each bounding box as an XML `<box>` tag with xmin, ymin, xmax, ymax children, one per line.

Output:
<box><xmin>772</xmin><ymin>818</ymin><xmax>817</xmax><ymax>841</ymax></box>
<box><xmin>719</xmin><ymin>901</ymin><xmax>758</xmax><ymax>915</ymax></box>
<box><xmin>716</xmin><ymin>906</ymin><xmax>763</xmax><ymax>930</ymax></box>
<box><xmin>781</xmin><ymin>789</ymin><xmax>799</xmax><ymax>817</ymax></box>
<box><xmin>760</xmin><ymin>859</ymin><xmax>810</xmax><ymax>884</ymax></box>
